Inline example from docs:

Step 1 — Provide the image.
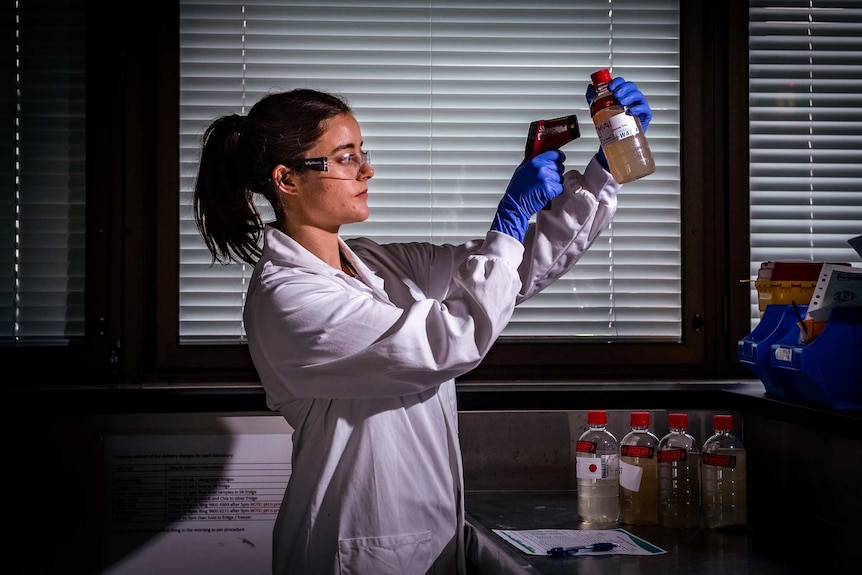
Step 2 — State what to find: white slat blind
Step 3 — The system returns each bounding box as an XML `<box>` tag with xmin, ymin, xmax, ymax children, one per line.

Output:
<box><xmin>0</xmin><ymin>0</ymin><xmax>86</xmax><ymax>342</ymax></box>
<box><xmin>179</xmin><ymin>0</ymin><xmax>681</xmax><ymax>342</ymax></box>
<box><xmin>749</xmin><ymin>0</ymin><xmax>862</xmax><ymax>325</ymax></box>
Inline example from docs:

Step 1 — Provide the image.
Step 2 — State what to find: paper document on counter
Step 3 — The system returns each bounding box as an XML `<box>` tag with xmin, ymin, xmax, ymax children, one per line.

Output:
<box><xmin>493</xmin><ymin>527</ymin><xmax>666</xmax><ymax>556</ymax></box>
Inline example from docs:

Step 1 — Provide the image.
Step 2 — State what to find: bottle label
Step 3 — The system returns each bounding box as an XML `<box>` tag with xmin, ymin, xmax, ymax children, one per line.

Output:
<box><xmin>657</xmin><ymin>448</ymin><xmax>687</xmax><ymax>462</ymax></box>
<box><xmin>576</xmin><ymin>454</ymin><xmax>619</xmax><ymax>479</ymax></box>
<box><xmin>620</xmin><ymin>445</ymin><xmax>654</xmax><ymax>458</ymax></box>
<box><xmin>702</xmin><ymin>453</ymin><xmax>736</xmax><ymax>468</ymax></box>
<box><xmin>595</xmin><ymin>112</ymin><xmax>640</xmax><ymax>148</ymax></box>
<box><xmin>576</xmin><ymin>440</ymin><xmax>597</xmax><ymax>454</ymax></box>
<box><xmin>619</xmin><ymin>460</ymin><xmax>644</xmax><ymax>491</ymax></box>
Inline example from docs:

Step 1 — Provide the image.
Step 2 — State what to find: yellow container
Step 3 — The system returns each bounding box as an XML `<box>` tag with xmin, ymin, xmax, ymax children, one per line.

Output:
<box><xmin>754</xmin><ymin>279</ymin><xmax>817</xmax><ymax>314</ymax></box>
<box><xmin>753</xmin><ymin>261</ymin><xmax>825</xmax><ymax>315</ymax></box>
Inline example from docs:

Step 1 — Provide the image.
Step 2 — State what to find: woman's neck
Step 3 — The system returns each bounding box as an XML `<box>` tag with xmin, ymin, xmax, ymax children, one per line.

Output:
<box><xmin>280</xmin><ymin>221</ymin><xmax>343</xmax><ymax>272</ymax></box>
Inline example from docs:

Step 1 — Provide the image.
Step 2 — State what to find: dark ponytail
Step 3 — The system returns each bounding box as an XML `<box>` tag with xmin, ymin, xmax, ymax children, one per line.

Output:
<box><xmin>193</xmin><ymin>89</ymin><xmax>353</xmax><ymax>265</ymax></box>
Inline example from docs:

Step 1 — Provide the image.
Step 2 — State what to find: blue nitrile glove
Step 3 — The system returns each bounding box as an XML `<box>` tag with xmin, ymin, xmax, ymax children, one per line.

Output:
<box><xmin>490</xmin><ymin>150</ymin><xmax>565</xmax><ymax>242</ymax></box>
<box><xmin>608</xmin><ymin>77</ymin><xmax>652</xmax><ymax>132</ymax></box>
<box><xmin>585</xmin><ymin>77</ymin><xmax>653</xmax><ymax>171</ymax></box>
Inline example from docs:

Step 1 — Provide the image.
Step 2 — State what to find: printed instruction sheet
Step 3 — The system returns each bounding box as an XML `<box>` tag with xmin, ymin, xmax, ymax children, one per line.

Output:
<box><xmin>103</xmin><ymin>433</ymin><xmax>292</xmax><ymax>575</ymax></box>
<box><xmin>493</xmin><ymin>527</ymin><xmax>667</xmax><ymax>556</ymax></box>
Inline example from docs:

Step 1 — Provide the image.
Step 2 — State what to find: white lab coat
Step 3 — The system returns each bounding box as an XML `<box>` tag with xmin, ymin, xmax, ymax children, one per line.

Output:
<box><xmin>244</xmin><ymin>158</ymin><xmax>619</xmax><ymax>575</ymax></box>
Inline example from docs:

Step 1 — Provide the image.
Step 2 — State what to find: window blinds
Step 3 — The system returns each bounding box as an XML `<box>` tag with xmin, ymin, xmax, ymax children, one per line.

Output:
<box><xmin>749</xmin><ymin>1</ymin><xmax>862</xmax><ymax>325</ymax></box>
<box><xmin>0</xmin><ymin>0</ymin><xmax>86</xmax><ymax>342</ymax></box>
<box><xmin>178</xmin><ymin>0</ymin><xmax>682</xmax><ymax>342</ymax></box>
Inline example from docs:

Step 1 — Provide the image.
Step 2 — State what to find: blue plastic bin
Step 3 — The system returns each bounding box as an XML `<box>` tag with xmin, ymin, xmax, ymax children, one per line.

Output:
<box><xmin>769</xmin><ymin>306</ymin><xmax>862</xmax><ymax>411</ymax></box>
<box><xmin>738</xmin><ymin>304</ymin><xmax>807</xmax><ymax>400</ymax></box>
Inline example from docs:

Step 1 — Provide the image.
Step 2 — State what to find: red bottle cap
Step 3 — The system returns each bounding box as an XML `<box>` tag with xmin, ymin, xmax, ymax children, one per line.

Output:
<box><xmin>713</xmin><ymin>414</ymin><xmax>733</xmax><ymax>431</ymax></box>
<box><xmin>668</xmin><ymin>413</ymin><xmax>688</xmax><ymax>429</ymax></box>
<box><xmin>591</xmin><ymin>68</ymin><xmax>612</xmax><ymax>85</ymax></box>
<box><xmin>630</xmin><ymin>411</ymin><xmax>650</xmax><ymax>427</ymax></box>
<box><xmin>587</xmin><ymin>410</ymin><xmax>607</xmax><ymax>425</ymax></box>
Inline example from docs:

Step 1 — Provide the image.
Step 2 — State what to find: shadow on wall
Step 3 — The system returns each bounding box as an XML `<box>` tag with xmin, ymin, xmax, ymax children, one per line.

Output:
<box><xmin>9</xmin><ymin>412</ymin><xmax>290</xmax><ymax>575</ymax></box>
<box><xmin>10</xmin><ymin>414</ymin><xmax>110</xmax><ymax>575</ymax></box>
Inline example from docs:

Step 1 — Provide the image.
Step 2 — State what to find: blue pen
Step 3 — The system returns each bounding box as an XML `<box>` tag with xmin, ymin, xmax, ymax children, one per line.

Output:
<box><xmin>547</xmin><ymin>542</ymin><xmax>617</xmax><ymax>556</ymax></box>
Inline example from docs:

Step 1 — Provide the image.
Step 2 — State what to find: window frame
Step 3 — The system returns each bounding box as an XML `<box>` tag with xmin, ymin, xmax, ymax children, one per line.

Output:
<box><xmin>147</xmin><ymin>0</ymin><xmax>751</xmax><ymax>385</ymax></box>
<box><xmin>3</xmin><ymin>0</ymin><xmax>755</xmax><ymax>387</ymax></box>
<box><xmin>1</xmin><ymin>3</ymin><xmax>121</xmax><ymax>385</ymax></box>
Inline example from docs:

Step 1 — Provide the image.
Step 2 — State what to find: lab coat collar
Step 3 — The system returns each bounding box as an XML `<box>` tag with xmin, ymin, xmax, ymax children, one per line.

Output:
<box><xmin>260</xmin><ymin>223</ymin><xmax>390</xmax><ymax>299</ymax></box>
<box><xmin>261</xmin><ymin>223</ymin><xmax>337</xmax><ymax>275</ymax></box>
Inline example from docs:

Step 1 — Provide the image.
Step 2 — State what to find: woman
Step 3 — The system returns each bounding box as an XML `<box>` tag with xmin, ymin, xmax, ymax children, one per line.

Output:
<box><xmin>194</xmin><ymin>83</ymin><xmax>651</xmax><ymax>574</ymax></box>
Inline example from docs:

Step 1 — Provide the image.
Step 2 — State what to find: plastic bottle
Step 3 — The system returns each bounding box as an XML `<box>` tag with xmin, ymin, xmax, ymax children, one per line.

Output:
<box><xmin>576</xmin><ymin>410</ymin><xmax>620</xmax><ymax>528</ymax></box>
<box><xmin>589</xmin><ymin>68</ymin><xmax>656</xmax><ymax>184</ymax></box>
<box><xmin>657</xmin><ymin>412</ymin><xmax>701</xmax><ymax>528</ymax></box>
<box><xmin>619</xmin><ymin>411</ymin><xmax>659</xmax><ymax>525</ymax></box>
<box><xmin>701</xmin><ymin>414</ymin><xmax>747</xmax><ymax>530</ymax></box>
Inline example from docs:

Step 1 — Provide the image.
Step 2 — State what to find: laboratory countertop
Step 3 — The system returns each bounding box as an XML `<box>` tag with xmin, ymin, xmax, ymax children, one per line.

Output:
<box><xmin>10</xmin><ymin>380</ymin><xmax>862</xmax><ymax>439</ymax></box>
<box><xmin>464</xmin><ymin>490</ymin><xmax>833</xmax><ymax>575</ymax></box>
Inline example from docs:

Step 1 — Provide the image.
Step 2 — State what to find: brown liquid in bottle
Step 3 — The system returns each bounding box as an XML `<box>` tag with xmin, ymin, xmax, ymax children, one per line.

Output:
<box><xmin>590</xmin><ymin>68</ymin><xmax>655</xmax><ymax>184</ymax></box>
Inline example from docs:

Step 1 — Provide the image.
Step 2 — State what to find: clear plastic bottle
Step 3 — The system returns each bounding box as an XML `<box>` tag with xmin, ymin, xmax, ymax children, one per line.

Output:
<box><xmin>701</xmin><ymin>414</ymin><xmax>747</xmax><ymax>530</ymax></box>
<box><xmin>576</xmin><ymin>410</ymin><xmax>620</xmax><ymax>528</ymax></box>
<box><xmin>619</xmin><ymin>411</ymin><xmax>659</xmax><ymax>525</ymax></box>
<box><xmin>590</xmin><ymin>68</ymin><xmax>656</xmax><ymax>184</ymax></box>
<box><xmin>657</xmin><ymin>413</ymin><xmax>701</xmax><ymax>528</ymax></box>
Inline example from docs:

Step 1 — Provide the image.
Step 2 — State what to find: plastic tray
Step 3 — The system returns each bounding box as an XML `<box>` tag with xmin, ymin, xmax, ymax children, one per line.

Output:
<box><xmin>738</xmin><ymin>304</ymin><xmax>806</xmax><ymax>400</ymax></box>
<box><xmin>769</xmin><ymin>307</ymin><xmax>862</xmax><ymax>411</ymax></box>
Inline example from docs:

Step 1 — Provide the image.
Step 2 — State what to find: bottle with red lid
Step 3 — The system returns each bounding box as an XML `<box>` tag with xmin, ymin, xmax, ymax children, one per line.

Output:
<box><xmin>589</xmin><ymin>68</ymin><xmax>655</xmax><ymax>184</ymax></box>
<box><xmin>575</xmin><ymin>410</ymin><xmax>620</xmax><ymax>528</ymax></box>
<box><xmin>701</xmin><ymin>414</ymin><xmax>747</xmax><ymax>529</ymax></box>
<box><xmin>657</xmin><ymin>412</ymin><xmax>701</xmax><ymax>528</ymax></box>
<box><xmin>619</xmin><ymin>411</ymin><xmax>659</xmax><ymax>525</ymax></box>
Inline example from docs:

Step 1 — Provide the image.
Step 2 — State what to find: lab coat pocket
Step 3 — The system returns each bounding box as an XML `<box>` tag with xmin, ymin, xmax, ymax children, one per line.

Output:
<box><xmin>337</xmin><ymin>530</ymin><xmax>433</xmax><ymax>575</ymax></box>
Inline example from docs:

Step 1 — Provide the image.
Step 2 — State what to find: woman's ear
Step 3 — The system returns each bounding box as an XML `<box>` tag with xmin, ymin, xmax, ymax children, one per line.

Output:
<box><xmin>272</xmin><ymin>164</ymin><xmax>299</xmax><ymax>196</ymax></box>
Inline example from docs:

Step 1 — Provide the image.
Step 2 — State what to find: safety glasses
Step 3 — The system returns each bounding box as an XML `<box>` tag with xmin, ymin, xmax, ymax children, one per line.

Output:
<box><xmin>294</xmin><ymin>151</ymin><xmax>371</xmax><ymax>180</ymax></box>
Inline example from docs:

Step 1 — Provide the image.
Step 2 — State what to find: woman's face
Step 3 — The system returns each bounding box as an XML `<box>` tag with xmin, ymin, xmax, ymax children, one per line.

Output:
<box><xmin>287</xmin><ymin>113</ymin><xmax>373</xmax><ymax>232</ymax></box>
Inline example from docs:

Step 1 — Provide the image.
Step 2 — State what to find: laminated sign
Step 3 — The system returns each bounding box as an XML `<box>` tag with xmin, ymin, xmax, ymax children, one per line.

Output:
<box><xmin>806</xmin><ymin>264</ymin><xmax>862</xmax><ymax>321</ymax></box>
